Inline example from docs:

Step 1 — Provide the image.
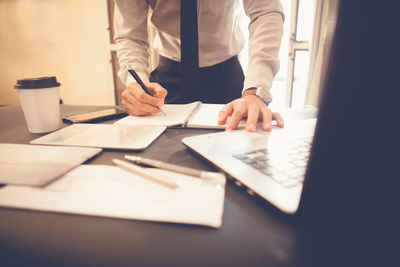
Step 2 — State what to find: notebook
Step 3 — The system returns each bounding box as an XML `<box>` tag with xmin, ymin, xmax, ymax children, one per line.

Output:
<box><xmin>30</xmin><ymin>123</ymin><xmax>166</xmax><ymax>151</ymax></box>
<box><xmin>0</xmin><ymin>164</ymin><xmax>226</xmax><ymax>228</ymax></box>
<box><xmin>0</xmin><ymin>143</ymin><xmax>101</xmax><ymax>186</ymax></box>
<box><xmin>114</xmin><ymin>101</ymin><xmax>251</xmax><ymax>129</ymax></box>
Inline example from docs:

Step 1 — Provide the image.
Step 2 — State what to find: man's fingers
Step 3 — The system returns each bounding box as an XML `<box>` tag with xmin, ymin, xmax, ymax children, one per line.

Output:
<box><xmin>147</xmin><ymin>82</ymin><xmax>168</xmax><ymax>101</ymax></box>
<box><xmin>272</xmin><ymin>112</ymin><xmax>284</xmax><ymax>127</ymax></box>
<box><xmin>128</xmin><ymin>83</ymin><xmax>163</xmax><ymax>107</ymax></box>
<box><xmin>261</xmin><ymin>106</ymin><xmax>272</xmax><ymax>131</ymax></box>
<box><xmin>131</xmin><ymin>96</ymin><xmax>161</xmax><ymax>114</ymax></box>
<box><xmin>226</xmin><ymin>100</ymin><xmax>247</xmax><ymax>131</ymax></box>
<box><xmin>122</xmin><ymin>82</ymin><xmax>165</xmax><ymax>116</ymax></box>
<box><xmin>122</xmin><ymin>87</ymin><xmax>161</xmax><ymax>116</ymax></box>
<box><xmin>132</xmin><ymin>86</ymin><xmax>163</xmax><ymax>106</ymax></box>
<box><xmin>121</xmin><ymin>89</ymin><xmax>141</xmax><ymax>115</ymax></box>
<box><xmin>122</xmin><ymin>97</ymin><xmax>149</xmax><ymax>116</ymax></box>
<box><xmin>218</xmin><ymin>102</ymin><xmax>233</xmax><ymax>125</ymax></box>
<box><xmin>246</xmin><ymin>105</ymin><xmax>259</xmax><ymax>132</ymax></box>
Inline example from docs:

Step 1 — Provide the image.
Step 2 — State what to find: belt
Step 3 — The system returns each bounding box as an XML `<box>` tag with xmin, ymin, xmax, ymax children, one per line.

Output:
<box><xmin>158</xmin><ymin>55</ymin><xmax>239</xmax><ymax>76</ymax></box>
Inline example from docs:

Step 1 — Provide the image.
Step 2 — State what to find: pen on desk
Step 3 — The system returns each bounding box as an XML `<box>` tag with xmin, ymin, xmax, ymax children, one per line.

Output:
<box><xmin>112</xmin><ymin>158</ymin><xmax>179</xmax><ymax>189</ymax></box>
<box><xmin>124</xmin><ymin>155</ymin><xmax>222</xmax><ymax>180</ymax></box>
<box><xmin>128</xmin><ymin>65</ymin><xmax>166</xmax><ymax>116</ymax></box>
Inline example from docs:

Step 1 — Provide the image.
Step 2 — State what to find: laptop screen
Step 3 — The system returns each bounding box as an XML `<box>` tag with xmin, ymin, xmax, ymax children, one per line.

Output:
<box><xmin>297</xmin><ymin>1</ymin><xmax>398</xmax><ymax>262</ymax></box>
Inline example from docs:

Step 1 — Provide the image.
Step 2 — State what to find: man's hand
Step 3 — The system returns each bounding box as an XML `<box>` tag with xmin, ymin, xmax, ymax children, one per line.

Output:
<box><xmin>122</xmin><ymin>82</ymin><xmax>167</xmax><ymax>116</ymax></box>
<box><xmin>218</xmin><ymin>89</ymin><xmax>284</xmax><ymax>132</ymax></box>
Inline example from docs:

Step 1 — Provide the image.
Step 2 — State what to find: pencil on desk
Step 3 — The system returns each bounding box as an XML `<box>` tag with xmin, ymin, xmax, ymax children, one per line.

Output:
<box><xmin>112</xmin><ymin>159</ymin><xmax>179</xmax><ymax>189</ymax></box>
<box><xmin>124</xmin><ymin>155</ymin><xmax>223</xmax><ymax>180</ymax></box>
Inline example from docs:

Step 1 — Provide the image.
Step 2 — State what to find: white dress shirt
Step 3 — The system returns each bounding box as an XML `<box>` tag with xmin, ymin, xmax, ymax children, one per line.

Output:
<box><xmin>114</xmin><ymin>0</ymin><xmax>284</xmax><ymax>94</ymax></box>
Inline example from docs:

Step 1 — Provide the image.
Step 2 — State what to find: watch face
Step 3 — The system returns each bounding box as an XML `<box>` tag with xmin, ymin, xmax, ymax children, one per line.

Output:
<box><xmin>257</xmin><ymin>87</ymin><xmax>272</xmax><ymax>102</ymax></box>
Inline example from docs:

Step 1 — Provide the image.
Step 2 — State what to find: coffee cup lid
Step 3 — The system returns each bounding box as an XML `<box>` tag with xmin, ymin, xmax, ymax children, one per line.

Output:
<box><xmin>15</xmin><ymin>76</ymin><xmax>61</xmax><ymax>89</ymax></box>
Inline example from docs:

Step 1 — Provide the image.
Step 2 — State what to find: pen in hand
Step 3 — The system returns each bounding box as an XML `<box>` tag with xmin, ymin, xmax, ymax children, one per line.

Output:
<box><xmin>128</xmin><ymin>65</ymin><xmax>166</xmax><ymax>116</ymax></box>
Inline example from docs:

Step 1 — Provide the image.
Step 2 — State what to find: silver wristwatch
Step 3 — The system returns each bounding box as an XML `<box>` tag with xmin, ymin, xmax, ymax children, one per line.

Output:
<box><xmin>256</xmin><ymin>87</ymin><xmax>273</xmax><ymax>105</ymax></box>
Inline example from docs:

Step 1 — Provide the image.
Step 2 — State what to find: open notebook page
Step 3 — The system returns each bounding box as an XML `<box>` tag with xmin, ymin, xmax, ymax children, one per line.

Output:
<box><xmin>115</xmin><ymin>102</ymin><xmax>201</xmax><ymax>127</ymax></box>
<box><xmin>187</xmin><ymin>103</ymin><xmax>249</xmax><ymax>129</ymax></box>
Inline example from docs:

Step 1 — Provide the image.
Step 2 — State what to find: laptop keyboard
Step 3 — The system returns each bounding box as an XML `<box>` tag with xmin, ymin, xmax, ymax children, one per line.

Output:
<box><xmin>232</xmin><ymin>137</ymin><xmax>312</xmax><ymax>188</ymax></box>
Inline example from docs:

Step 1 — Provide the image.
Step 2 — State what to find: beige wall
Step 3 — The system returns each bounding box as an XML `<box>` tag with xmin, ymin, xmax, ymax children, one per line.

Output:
<box><xmin>0</xmin><ymin>0</ymin><xmax>115</xmax><ymax>106</ymax></box>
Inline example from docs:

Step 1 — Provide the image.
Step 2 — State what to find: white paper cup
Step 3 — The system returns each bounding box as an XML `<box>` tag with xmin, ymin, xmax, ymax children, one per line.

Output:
<box><xmin>15</xmin><ymin>77</ymin><xmax>61</xmax><ymax>133</ymax></box>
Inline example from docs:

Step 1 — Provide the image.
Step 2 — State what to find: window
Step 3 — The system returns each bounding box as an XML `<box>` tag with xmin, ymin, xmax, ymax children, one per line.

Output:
<box><xmin>239</xmin><ymin>0</ymin><xmax>316</xmax><ymax>109</ymax></box>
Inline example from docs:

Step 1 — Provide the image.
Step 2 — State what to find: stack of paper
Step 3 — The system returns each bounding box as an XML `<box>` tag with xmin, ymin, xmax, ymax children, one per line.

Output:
<box><xmin>0</xmin><ymin>143</ymin><xmax>101</xmax><ymax>186</ymax></box>
<box><xmin>0</xmin><ymin>165</ymin><xmax>226</xmax><ymax>228</ymax></box>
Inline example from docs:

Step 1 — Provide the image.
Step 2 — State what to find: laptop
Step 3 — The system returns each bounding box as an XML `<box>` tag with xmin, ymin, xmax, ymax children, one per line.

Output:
<box><xmin>182</xmin><ymin>0</ymin><xmax>398</xmax><ymax>230</ymax></box>
<box><xmin>183</xmin><ymin>116</ymin><xmax>316</xmax><ymax>213</ymax></box>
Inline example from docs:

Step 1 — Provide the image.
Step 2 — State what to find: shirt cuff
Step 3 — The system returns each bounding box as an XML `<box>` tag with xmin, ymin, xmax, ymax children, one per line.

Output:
<box><xmin>243</xmin><ymin>64</ymin><xmax>274</xmax><ymax>95</ymax></box>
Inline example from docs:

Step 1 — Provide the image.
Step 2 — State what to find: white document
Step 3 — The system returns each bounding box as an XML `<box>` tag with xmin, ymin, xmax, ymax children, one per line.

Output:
<box><xmin>186</xmin><ymin>103</ymin><xmax>248</xmax><ymax>129</ymax></box>
<box><xmin>30</xmin><ymin>124</ymin><xmax>166</xmax><ymax>150</ymax></box>
<box><xmin>115</xmin><ymin>102</ymin><xmax>249</xmax><ymax>129</ymax></box>
<box><xmin>0</xmin><ymin>143</ymin><xmax>101</xmax><ymax>186</ymax></box>
<box><xmin>115</xmin><ymin>102</ymin><xmax>201</xmax><ymax>127</ymax></box>
<box><xmin>0</xmin><ymin>165</ymin><xmax>226</xmax><ymax>228</ymax></box>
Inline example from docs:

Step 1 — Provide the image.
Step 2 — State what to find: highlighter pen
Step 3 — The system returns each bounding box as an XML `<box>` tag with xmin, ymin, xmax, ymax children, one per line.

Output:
<box><xmin>128</xmin><ymin>65</ymin><xmax>166</xmax><ymax>115</ymax></box>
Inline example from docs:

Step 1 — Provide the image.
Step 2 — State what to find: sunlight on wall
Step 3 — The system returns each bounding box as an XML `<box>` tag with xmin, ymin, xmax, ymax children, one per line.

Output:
<box><xmin>0</xmin><ymin>0</ymin><xmax>114</xmax><ymax>106</ymax></box>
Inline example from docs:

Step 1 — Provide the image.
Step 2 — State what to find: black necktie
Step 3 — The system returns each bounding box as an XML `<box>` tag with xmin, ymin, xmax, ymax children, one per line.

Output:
<box><xmin>180</xmin><ymin>0</ymin><xmax>200</xmax><ymax>102</ymax></box>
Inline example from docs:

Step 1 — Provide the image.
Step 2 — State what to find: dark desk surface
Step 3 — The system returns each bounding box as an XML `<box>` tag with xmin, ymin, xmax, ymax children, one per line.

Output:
<box><xmin>0</xmin><ymin>105</ymin><xmax>341</xmax><ymax>267</ymax></box>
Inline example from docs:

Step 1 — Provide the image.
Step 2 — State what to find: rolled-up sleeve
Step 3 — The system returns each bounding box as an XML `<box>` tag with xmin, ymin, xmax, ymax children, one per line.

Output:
<box><xmin>243</xmin><ymin>0</ymin><xmax>284</xmax><ymax>92</ymax></box>
<box><xmin>114</xmin><ymin>0</ymin><xmax>150</xmax><ymax>85</ymax></box>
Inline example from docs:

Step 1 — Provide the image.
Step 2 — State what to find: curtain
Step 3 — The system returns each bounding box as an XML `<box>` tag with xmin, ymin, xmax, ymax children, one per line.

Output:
<box><xmin>305</xmin><ymin>0</ymin><xmax>339</xmax><ymax>107</ymax></box>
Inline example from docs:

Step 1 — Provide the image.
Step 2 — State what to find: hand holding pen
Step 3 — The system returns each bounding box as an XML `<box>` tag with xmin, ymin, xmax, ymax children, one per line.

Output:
<box><xmin>121</xmin><ymin>66</ymin><xmax>167</xmax><ymax>116</ymax></box>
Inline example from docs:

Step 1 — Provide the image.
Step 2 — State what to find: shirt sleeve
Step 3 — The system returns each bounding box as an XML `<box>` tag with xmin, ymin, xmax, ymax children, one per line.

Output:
<box><xmin>114</xmin><ymin>0</ymin><xmax>150</xmax><ymax>86</ymax></box>
<box><xmin>242</xmin><ymin>0</ymin><xmax>285</xmax><ymax>93</ymax></box>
